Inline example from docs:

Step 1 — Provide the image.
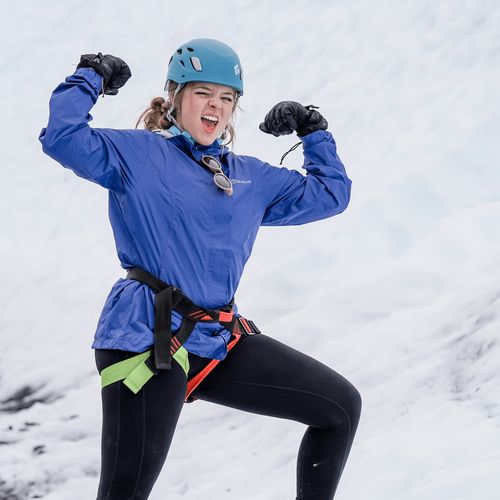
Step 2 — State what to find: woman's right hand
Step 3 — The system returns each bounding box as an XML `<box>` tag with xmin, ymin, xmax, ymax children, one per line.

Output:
<box><xmin>77</xmin><ymin>53</ymin><xmax>131</xmax><ymax>95</ymax></box>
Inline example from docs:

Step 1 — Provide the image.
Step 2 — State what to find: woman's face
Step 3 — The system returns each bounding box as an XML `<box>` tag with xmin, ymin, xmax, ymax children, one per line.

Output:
<box><xmin>176</xmin><ymin>82</ymin><xmax>236</xmax><ymax>146</ymax></box>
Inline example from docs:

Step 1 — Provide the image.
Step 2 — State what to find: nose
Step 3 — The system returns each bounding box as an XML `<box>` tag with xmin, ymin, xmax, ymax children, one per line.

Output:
<box><xmin>208</xmin><ymin>97</ymin><xmax>223</xmax><ymax>109</ymax></box>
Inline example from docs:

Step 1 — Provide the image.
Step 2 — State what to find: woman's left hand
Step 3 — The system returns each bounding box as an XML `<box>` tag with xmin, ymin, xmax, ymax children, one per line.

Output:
<box><xmin>259</xmin><ymin>101</ymin><xmax>328</xmax><ymax>137</ymax></box>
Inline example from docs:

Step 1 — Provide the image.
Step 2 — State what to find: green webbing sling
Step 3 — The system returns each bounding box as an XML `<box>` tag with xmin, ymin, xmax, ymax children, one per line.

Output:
<box><xmin>100</xmin><ymin>347</ymin><xmax>190</xmax><ymax>395</ymax></box>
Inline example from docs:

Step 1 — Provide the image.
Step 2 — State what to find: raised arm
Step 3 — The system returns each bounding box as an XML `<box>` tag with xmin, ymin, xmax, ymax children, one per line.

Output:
<box><xmin>38</xmin><ymin>54</ymin><xmax>140</xmax><ymax>193</ymax></box>
<box><xmin>258</xmin><ymin>102</ymin><xmax>352</xmax><ymax>226</ymax></box>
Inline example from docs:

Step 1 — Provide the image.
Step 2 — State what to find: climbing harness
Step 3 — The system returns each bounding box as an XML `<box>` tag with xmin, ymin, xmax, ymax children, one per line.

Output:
<box><xmin>99</xmin><ymin>267</ymin><xmax>260</xmax><ymax>402</ymax></box>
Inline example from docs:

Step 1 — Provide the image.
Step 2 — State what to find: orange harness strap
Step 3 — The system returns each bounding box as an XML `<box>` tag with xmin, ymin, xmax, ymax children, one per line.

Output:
<box><xmin>185</xmin><ymin>333</ymin><xmax>242</xmax><ymax>403</ymax></box>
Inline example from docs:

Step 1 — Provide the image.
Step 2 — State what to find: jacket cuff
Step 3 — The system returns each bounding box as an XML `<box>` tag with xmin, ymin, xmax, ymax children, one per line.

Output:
<box><xmin>299</xmin><ymin>129</ymin><xmax>335</xmax><ymax>150</ymax></box>
<box><xmin>67</xmin><ymin>68</ymin><xmax>104</xmax><ymax>100</ymax></box>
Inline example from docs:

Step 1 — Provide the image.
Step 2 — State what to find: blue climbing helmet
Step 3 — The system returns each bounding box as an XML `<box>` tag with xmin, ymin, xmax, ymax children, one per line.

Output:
<box><xmin>165</xmin><ymin>38</ymin><xmax>243</xmax><ymax>95</ymax></box>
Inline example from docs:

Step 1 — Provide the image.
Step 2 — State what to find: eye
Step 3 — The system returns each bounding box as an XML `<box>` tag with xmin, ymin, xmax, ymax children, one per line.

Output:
<box><xmin>222</xmin><ymin>96</ymin><xmax>234</xmax><ymax>103</ymax></box>
<box><xmin>195</xmin><ymin>91</ymin><xmax>210</xmax><ymax>97</ymax></box>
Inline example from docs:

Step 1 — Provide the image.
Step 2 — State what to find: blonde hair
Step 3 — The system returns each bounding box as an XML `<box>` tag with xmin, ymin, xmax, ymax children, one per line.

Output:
<box><xmin>135</xmin><ymin>82</ymin><xmax>238</xmax><ymax>147</ymax></box>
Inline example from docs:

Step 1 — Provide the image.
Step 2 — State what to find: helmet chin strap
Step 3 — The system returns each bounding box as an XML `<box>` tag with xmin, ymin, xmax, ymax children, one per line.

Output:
<box><xmin>164</xmin><ymin>81</ymin><xmax>183</xmax><ymax>129</ymax></box>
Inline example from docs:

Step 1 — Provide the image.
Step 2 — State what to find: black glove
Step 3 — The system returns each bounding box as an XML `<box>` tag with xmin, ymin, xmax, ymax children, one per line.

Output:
<box><xmin>77</xmin><ymin>52</ymin><xmax>131</xmax><ymax>95</ymax></box>
<box><xmin>259</xmin><ymin>101</ymin><xmax>328</xmax><ymax>137</ymax></box>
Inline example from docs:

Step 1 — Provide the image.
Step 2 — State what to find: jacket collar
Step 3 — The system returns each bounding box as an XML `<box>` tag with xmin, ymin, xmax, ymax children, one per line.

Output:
<box><xmin>154</xmin><ymin>126</ymin><xmax>228</xmax><ymax>161</ymax></box>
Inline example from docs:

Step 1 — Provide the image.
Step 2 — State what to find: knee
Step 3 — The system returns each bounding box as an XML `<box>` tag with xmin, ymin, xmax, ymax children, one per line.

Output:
<box><xmin>345</xmin><ymin>382</ymin><xmax>362</xmax><ymax>428</ymax></box>
<box><xmin>323</xmin><ymin>380</ymin><xmax>362</xmax><ymax>432</ymax></box>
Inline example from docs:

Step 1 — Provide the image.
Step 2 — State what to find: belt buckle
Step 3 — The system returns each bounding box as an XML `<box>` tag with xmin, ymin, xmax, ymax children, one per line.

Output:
<box><xmin>237</xmin><ymin>316</ymin><xmax>255</xmax><ymax>335</ymax></box>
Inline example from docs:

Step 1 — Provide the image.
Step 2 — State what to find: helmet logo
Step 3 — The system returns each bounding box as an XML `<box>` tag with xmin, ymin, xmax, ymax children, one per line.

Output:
<box><xmin>234</xmin><ymin>64</ymin><xmax>240</xmax><ymax>76</ymax></box>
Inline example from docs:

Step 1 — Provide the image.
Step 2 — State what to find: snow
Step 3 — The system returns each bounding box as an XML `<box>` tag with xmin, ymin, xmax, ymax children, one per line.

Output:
<box><xmin>1</xmin><ymin>0</ymin><xmax>500</xmax><ymax>498</ymax></box>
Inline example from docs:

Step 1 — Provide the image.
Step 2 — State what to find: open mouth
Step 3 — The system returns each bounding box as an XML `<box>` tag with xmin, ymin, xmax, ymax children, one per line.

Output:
<box><xmin>201</xmin><ymin>114</ymin><xmax>219</xmax><ymax>134</ymax></box>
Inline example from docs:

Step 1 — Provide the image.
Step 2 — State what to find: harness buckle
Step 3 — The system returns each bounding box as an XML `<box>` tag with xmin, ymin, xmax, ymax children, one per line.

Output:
<box><xmin>237</xmin><ymin>316</ymin><xmax>260</xmax><ymax>335</ymax></box>
<box><xmin>145</xmin><ymin>356</ymin><xmax>161</xmax><ymax>375</ymax></box>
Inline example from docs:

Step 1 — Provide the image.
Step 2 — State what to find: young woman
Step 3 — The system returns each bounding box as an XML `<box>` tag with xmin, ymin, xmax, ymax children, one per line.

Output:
<box><xmin>40</xmin><ymin>38</ymin><xmax>361</xmax><ymax>500</ymax></box>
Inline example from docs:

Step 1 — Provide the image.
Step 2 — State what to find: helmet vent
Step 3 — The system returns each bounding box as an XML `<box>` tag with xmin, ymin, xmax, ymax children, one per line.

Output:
<box><xmin>176</xmin><ymin>49</ymin><xmax>182</xmax><ymax>55</ymax></box>
<box><xmin>180</xmin><ymin>60</ymin><xmax>185</xmax><ymax>67</ymax></box>
<box><xmin>190</xmin><ymin>56</ymin><xmax>203</xmax><ymax>71</ymax></box>
<box><xmin>168</xmin><ymin>56</ymin><xmax>173</xmax><ymax>65</ymax></box>
<box><xmin>187</xmin><ymin>47</ymin><xmax>194</xmax><ymax>52</ymax></box>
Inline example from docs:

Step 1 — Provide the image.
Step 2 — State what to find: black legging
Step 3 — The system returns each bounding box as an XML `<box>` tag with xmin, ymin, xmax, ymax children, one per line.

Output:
<box><xmin>94</xmin><ymin>334</ymin><xmax>362</xmax><ymax>499</ymax></box>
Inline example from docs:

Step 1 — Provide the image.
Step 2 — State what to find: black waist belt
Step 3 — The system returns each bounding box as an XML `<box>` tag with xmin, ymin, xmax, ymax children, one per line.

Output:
<box><xmin>126</xmin><ymin>267</ymin><xmax>259</xmax><ymax>370</ymax></box>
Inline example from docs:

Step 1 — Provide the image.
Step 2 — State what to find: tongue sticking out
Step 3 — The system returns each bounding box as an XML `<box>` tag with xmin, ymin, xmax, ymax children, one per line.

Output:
<box><xmin>201</xmin><ymin>117</ymin><xmax>217</xmax><ymax>134</ymax></box>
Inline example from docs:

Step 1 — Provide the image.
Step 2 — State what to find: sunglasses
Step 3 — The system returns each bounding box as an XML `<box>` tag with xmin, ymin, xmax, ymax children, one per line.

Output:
<box><xmin>201</xmin><ymin>155</ymin><xmax>233</xmax><ymax>196</ymax></box>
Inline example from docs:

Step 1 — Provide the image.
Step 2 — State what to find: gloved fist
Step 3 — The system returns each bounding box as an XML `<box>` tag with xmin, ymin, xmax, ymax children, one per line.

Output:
<box><xmin>77</xmin><ymin>52</ymin><xmax>131</xmax><ymax>95</ymax></box>
<box><xmin>259</xmin><ymin>101</ymin><xmax>328</xmax><ymax>137</ymax></box>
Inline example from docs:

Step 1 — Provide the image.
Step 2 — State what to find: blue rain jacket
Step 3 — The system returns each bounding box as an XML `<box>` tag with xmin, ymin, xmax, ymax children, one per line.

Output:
<box><xmin>39</xmin><ymin>68</ymin><xmax>352</xmax><ymax>360</ymax></box>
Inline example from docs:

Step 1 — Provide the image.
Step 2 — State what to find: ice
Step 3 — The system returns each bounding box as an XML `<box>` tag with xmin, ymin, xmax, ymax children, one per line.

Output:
<box><xmin>1</xmin><ymin>1</ymin><xmax>500</xmax><ymax>498</ymax></box>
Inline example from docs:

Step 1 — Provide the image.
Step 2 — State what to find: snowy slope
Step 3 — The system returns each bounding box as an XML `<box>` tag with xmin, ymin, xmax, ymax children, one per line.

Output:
<box><xmin>1</xmin><ymin>0</ymin><xmax>500</xmax><ymax>499</ymax></box>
